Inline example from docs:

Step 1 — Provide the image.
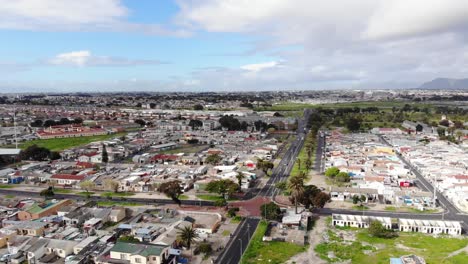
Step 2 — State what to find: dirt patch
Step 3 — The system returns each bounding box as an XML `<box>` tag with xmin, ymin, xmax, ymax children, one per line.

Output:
<box><xmin>286</xmin><ymin>216</ymin><xmax>328</xmax><ymax>264</ymax></box>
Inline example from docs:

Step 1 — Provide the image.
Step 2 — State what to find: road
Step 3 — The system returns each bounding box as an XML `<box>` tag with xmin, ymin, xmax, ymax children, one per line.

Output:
<box><xmin>215</xmin><ymin>217</ymin><xmax>260</xmax><ymax>264</ymax></box>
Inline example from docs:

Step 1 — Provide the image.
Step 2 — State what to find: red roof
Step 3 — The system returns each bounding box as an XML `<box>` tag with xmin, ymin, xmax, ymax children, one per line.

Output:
<box><xmin>454</xmin><ymin>175</ymin><xmax>468</xmax><ymax>180</ymax></box>
<box><xmin>51</xmin><ymin>174</ymin><xmax>86</xmax><ymax>181</ymax></box>
<box><xmin>76</xmin><ymin>161</ymin><xmax>94</xmax><ymax>169</ymax></box>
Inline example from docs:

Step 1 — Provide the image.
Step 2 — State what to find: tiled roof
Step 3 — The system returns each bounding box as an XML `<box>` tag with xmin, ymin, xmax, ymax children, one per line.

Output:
<box><xmin>51</xmin><ymin>174</ymin><xmax>86</xmax><ymax>180</ymax></box>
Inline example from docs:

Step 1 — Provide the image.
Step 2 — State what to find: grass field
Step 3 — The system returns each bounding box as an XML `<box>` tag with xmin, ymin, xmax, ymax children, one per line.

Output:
<box><xmin>0</xmin><ymin>184</ymin><xmax>14</xmax><ymax>189</ymax></box>
<box><xmin>53</xmin><ymin>188</ymin><xmax>74</xmax><ymax>194</ymax></box>
<box><xmin>384</xmin><ymin>206</ymin><xmax>439</xmax><ymax>214</ymax></box>
<box><xmin>16</xmin><ymin>132</ymin><xmax>127</xmax><ymax>151</ymax></box>
<box><xmin>241</xmin><ymin>220</ymin><xmax>306</xmax><ymax>264</ymax></box>
<box><xmin>101</xmin><ymin>192</ymin><xmax>135</xmax><ymax>197</ymax></box>
<box><xmin>315</xmin><ymin>228</ymin><xmax>468</xmax><ymax>263</ymax></box>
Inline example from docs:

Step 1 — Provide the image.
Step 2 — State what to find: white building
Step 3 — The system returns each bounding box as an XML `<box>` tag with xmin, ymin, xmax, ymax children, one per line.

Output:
<box><xmin>332</xmin><ymin>214</ymin><xmax>391</xmax><ymax>229</ymax></box>
<box><xmin>398</xmin><ymin>219</ymin><xmax>462</xmax><ymax>235</ymax></box>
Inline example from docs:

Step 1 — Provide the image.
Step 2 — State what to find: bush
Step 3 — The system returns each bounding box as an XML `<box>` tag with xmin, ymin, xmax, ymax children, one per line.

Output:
<box><xmin>227</xmin><ymin>207</ymin><xmax>239</xmax><ymax>217</ymax></box>
<box><xmin>368</xmin><ymin>221</ymin><xmax>398</xmax><ymax>238</ymax></box>
<box><xmin>195</xmin><ymin>242</ymin><xmax>212</xmax><ymax>255</ymax></box>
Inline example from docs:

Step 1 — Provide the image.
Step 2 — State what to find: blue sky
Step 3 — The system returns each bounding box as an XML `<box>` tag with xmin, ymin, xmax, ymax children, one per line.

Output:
<box><xmin>1</xmin><ymin>0</ymin><xmax>468</xmax><ymax>92</ymax></box>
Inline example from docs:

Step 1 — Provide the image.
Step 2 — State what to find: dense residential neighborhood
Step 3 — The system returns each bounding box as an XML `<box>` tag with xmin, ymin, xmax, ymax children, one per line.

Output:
<box><xmin>1</xmin><ymin>91</ymin><xmax>468</xmax><ymax>263</ymax></box>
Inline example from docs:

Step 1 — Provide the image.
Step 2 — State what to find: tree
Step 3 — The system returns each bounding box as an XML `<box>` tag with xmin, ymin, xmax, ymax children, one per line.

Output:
<box><xmin>79</xmin><ymin>180</ymin><xmax>95</xmax><ymax>194</ymax></box>
<box><xmin>257</xmin><ymin>159</ymin><xmax>274</xmax><ymax>175</ymax></box>
<box><xmin>188</xmin><ymin>119</ymin><xmax>203</xmax><ymax>130</ymax></box>
<box><xmin>325</xmin><ymin>167</ymin><xmax>340</xmax><ymax>179</ymax></box>
<box><xmin>134</xmin><ymin>119</ymin><xmax>146</xmax><ymax>127</ymax></box>
<box><xmin>195</xmin><ymin>242</ymin><xmax>212</xmax><ymax>256</ymax></box>
<box><xmin>298</xmin><ymin>185</ymin><xmax>320</xmax><ymax>209</ymax></box>
<box><xmin>415</xmin><ymin>124</ymin><xmax>423</xmax><ymax>133</ymax></box>
<box><xmin>20</xmin><ymin>145</ymin><xmax>57</xmax><ymax>161</ymax></box>
<box><xmin>104</xmin><ymin>179</ymin><xmax>120</xmax><ymax>193</ymax></box>
<box><xmin>439</xmin><ymin>119</ymin><xmax>450</xmax><ymax>127</ymax></box>
<box><xmin>336</xmin><ymin>171</ymin><xmax>350</xmax><ymax>182</ymax></box>
<box><xmin>368</xmin><ymin>220</ymin><xmax>397</xmax><ymax>238</ymax></box>
<box><xmin>30</xmin><ymin>119</ymin><xmax>43</xmax><ymax>127</ymax></box>
<box><xmin>177</xmin><ymin>225</ymin><xmax>199</xmax><ymax>250</ymax></box>
<box><xmin>205</xmin><ymin>179</ymin><xmax>239</xmax><ymax>198</ymax></box>
<box><xmin>275</xmin><ymin>181</ymin><xmax>288</xmax><ymax>191</ymax></box>
<box><xmin>40</xmin><ymin>186</ymin><xmax>54</xmax><ymax>200</ymax></box>
<box><xmin>43</xmin><ymin>119</ymin><xmax>56</xmax><ymax>127</ymax></box>
<box><xmin>102</xmin><ymin>144</ymin><xmax>109</xmax><ymax>163</ymax></box>
<box><xmin>312</xmin><ymin>192</ymin><xmax>331</xmax><ymax>208</ymax></box>
<box><xmin>288</xmin><ymin>176</ymin><xmax>305</xmax><ymax>213</ymax></box>
<box><xmin>437</xmin><ymin>127</ymin><xmax>446</xmax><ymax>138</ymax></box>
<box><xmin>345</xmin><ymin>117</ymin><xmax>362</xmax><ymax>132</ymax></box>
<box><xmin>158</xmin><ymin>180</ymin><xmax>183</xmax><ymax>206</ymax></box>
<box><xmin>260</xmin><ymin>202</ymin><xmax>281</xmax><ymax>220</ymax></box>
<box><xmin>205</xmin><ymin>154</ymin><xmax>222</xmax><ymax>165</ymax></box>
<box><xmin>193</xmin><ymin>104</ymin><xmax>204</xmax><ymax>110</ymax></box>
<box><xmin>235</xmin><ymin>172</ymin><xmax>245</xmax><ymax>192</ymax></box>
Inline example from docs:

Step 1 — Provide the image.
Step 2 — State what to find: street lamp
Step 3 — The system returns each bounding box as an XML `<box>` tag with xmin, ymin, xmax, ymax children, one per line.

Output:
<box><xmin>238</xmin><ymin>238</ymin><xmax>243</xmax><ymax>257</ymax></box>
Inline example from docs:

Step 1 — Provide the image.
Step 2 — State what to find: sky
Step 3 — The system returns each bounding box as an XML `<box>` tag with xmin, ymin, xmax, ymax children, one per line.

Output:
<box><xmin>2</xmin><ymin>0</ymin><xmax>468</xmax><ymax>93</ymax></box>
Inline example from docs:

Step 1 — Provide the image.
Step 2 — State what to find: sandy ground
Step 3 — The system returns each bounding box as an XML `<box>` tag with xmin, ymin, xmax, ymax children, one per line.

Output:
<box><xmin>286</xmin><ymin>216</ymin><xmax>328</xmax><ymax>264</ymax></box>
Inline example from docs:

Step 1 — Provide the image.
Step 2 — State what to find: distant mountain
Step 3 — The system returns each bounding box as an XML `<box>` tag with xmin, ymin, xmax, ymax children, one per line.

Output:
<box><xmin>419</xmin><ymin>78</ymin><xmax>468</xmax><ymax>89</ymax></box>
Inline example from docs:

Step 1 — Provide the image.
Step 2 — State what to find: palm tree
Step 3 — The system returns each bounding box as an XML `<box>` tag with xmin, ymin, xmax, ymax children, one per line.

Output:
<box><xmin>288</xmin><ymin>176</ymin><xmax>304</xmax><ymax>214</ymax></box>
<box><xmin>235</xmin><ymin>172</ymin><xmax>245</xmax><ymax>192</ymax></box>
<box><xmin>177</xmin><ymin>225</ymin><xmax>199</xmax><ymax>257</ymax></box>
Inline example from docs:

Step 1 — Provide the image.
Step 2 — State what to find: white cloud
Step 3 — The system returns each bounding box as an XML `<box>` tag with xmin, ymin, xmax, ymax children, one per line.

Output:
<box><xmin>173</xmin><ymin>0</ymin><xmax>468</xmax><ymax>89</ymax></box>
<box><xmin>240</xmin><ymin>61</ymin><xmax>279</xmax><ymax>72</ymax></box>
<box><xmin>47</xmin><ymin>50</ymin><xmax>164</xmax><ymax>67</ymax></box>
<box><xmin>0</xmin><ymin>0</ymin><xmax>189</xmax><ymax>36</ymax></box>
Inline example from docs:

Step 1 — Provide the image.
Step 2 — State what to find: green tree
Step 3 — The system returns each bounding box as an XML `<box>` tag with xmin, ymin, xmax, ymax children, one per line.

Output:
<box><xmin>79</xmin><ymin>180</ymin><xmax>95</xmax><ymax>194</ymax></box>
<box><xmin>288</xmin><ymin>176</ymin><xmax>305</xmax><ymax>214</ymax></box>
<box><xmin>312</xmin><ymin>192</ymin><xmax>331</xmax><ymax>208</ymax></box>
<box><xmin>260</xmin><ymin>202</ymin><xmax>281</xmax><ymax>220</ymax></box>
<box><xmin>368</xmin><ymin>220</ymin><xmax>397</xmax><ymax>238</ymax></box>
<box><xmin>235</xmin><ymin>172</ymin><xmax>245</xmax><ymax>192</ymax></box>
<box><xmin>205</xmin><ymin>154</ymin><xmax>222</xmax><ymax>165</ymax></box>
<box><xmin>177</xmin><ymin>225</ymin><xmax>199</xmax><ymax>250</ymax></box>
<box><xmin>336</xmin><ymin>171</ymin><xmax>350</xmax><ymax>182</ymax></box>
<box><xmin>257</xmin><ymin>159</ymin><xmax>274</xmax><ymax>175</ymax></box>
<box><xmin>325</xmin><ymin>167</ymin><xmax>340</xmax><ymax>179</ymax></box>
<box><xmin>345</xmin><ymin>116</ymin><xmax>362</xmax><ymax>131</ymax></box>
<box><xmin>195</xmin><ymin>242</ymin><xmax>212</xmax><ymax>256</ymax></box>
<box><xmin>118</xmin><ymin>235</ymin><xmax>140</xmax><ymax>242</ymax></box>
<box><xmin>101</xmin><ymin>144</ymin><xmax>109</xmax><ymax>163</ymax></box>
<box><xmin>193</xmin><ymin>104</ymin><xmax>204</xmax><ymax>110</ymax></box>
<box><xmin>104</xmin><ymin>179</ymin><xmax>120</xmax><ymax>193</ymax></box>
<box><xmin>158</xmin><ymin>180</ymin><xmax>183</xmax><ymax>206</ymax></box>
<box><xmin>40</xmin><ymin>186</ymin><xmax>54</xmax><ymax>200</ymax></box>
<box><xmin>275</xmin><ymin>181</ymin><xmax>288</xmax><ymax>191</ymax></box>
<box><xmin>205</xmin><ymin>179</ymin><xmax>239</xmax><ymax>198</ymax></box>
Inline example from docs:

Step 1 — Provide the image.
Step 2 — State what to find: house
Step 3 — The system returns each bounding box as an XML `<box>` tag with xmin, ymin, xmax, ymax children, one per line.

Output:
<box><xmin>73</xmin><ymin>236</ymin><xmax>99</xmax><ymax>255</ymax></box>
<box><xmin>50</xmin><ymin>174</ymin><xmax>86</xmax><ymax>186</ymax></box>
<box><xmin>2</xmin><ymin>220</ymin><xmax>47</xmax><ymax>236</ymax></box>
<box><xmin>398</xmin><ymin>219</ymin><xmax>462</xmax><ymax>235</ymax></box>
<box><xmin>17</xmin><ymin>199</ymin><xmax>72</xmax><ymax>220</ymax></box>
<box><xmin>109</xmin><ymin>208</ymin><xmax>126</xmax><ymax>223</ymax></box>
<box><xmin>44</xmin><ymin>239</ymin><xmax>79</xmax><ymax>258</ymax></box>
<box><xmin>107</xmin><ymin>242</ymin><xmax>175</xmax><ymax>264</ymax></box>
<box><xmin>332</xmin><ymin>214</ymin><xmax>392</xmax><ymax>229</ymax></box>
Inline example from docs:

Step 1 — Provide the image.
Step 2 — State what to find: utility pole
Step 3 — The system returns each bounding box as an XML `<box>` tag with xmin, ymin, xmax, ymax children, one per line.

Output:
<box><xmin>238</xmin><ymin>238</ymin><xmax>243</xmax><ymax>257</ymax></box>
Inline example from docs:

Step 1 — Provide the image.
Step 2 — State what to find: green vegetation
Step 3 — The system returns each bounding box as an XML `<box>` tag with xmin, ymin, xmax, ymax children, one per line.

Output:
<box><xmin>159</xmin><ymin>144</ymin><xmax>208</xmax><ymax>154</ymax></box>
<box><xmin>290</xmin><ymin>132</ymin><xmax>316</xmax><ymax>179</ymax></box>
<box><xmin>97</xmin><ymin>201</ymin><xmax>143</xmax><ymax>207</ymax></box>
<box><xmin>0</xmin><ymin>184</ymin><xmax>14</xmax><ymax>189</ymax></box>
<box><xmin>196</xmin><ymin>194</ymin><xmax>238</xmax><ymax>202</ymax></box>
<box><xmin>16</xmin><ymin>132</ymin><xmax>127</xmax><ymax>152</ymax></box>
<box><xmin>53</xmin><ymin>188</ymin><xmax>74</xmax><ymax>194</ymax></box>
<box><xmin>179</xmin><ymin>194</ymin><xmax>189</xmax><ymax>200</ymax></box>
<box><xmin>222</xmin><ymin>230</ymin><xmax>231</xmax><ymax>236</ymax></box>
<box><xmin>231</xmin><ymin>216</ymin><xmax>243</xmax><ymax>223</ymax></box>
<box><xmin>351</xmin><ymin>205</ymin><xmax>369</xmax><ymax>210</ymax></box>
<box><xmin>101</xmin><ymin>191</ymin><xmax>135</xmax><ymax>197</ymax></box>
<box><xmin>315</xmin><ymin>228</ymin><xmax>468</xmax><ymax>263</ymax></box>
<box><xmin>241</xmin><ymin>220</ymin><xmax>306</xmax><ymax>264</ymax></box>
<box><xmin>77</xmin><ymin>191</ymin><xmax>95</xmax><ymax>196</ymax></box>
<box><xmin>384</xmin><ymin>206</ymin><xmax>439</xmax><ymax>214</ymax></box>
<box><xmin>4</xmin><ymin>194</ymin><xmax>15</xmax><ymax>198</ymax></box>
